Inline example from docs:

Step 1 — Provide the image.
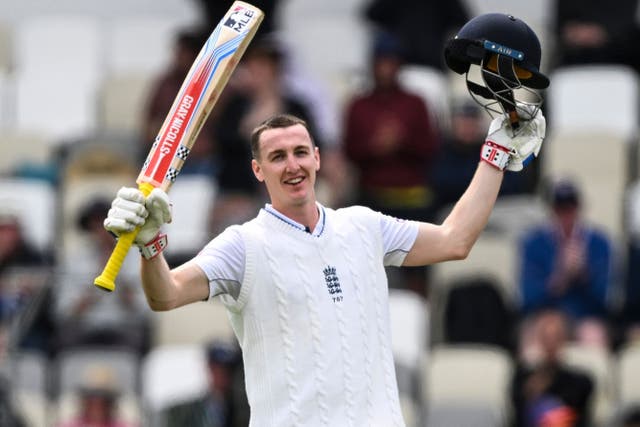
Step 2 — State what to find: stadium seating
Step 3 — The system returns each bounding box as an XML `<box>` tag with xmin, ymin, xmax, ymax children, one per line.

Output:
<box><xmin>0</xmin><ymin>177</ymin><xmax>55</xmax><ymax>252</ymax></box>
<box><xmin>0</xmin><ymin>131</ymin><xmax>52</xmax><ymax>177</ymax></box>
<box><xmin>399</xmin><ymin>65</ymin><xmax>451</xmax><ymax>130</ymax></box>
<box><xmin>151</xmin><ymin>299</ymin><xmax>235</xmax><ymax>348</ymax></box>
<box><xmin>141</xmin><ymin>344</ymin><xmax>209</xmax><ymax>425</ymax></box>
<box><xmin>162</xmin><ymin>174</ymin><xmax>218</xmax><ymax>258</ymax></box>
<box><xmin>14</xmin><ymin>15</ymin><xmax>102</xmax><ymax>141</ymax></box>
<box><xmin>561</xmin><ymin>343</ymin><xmax>615</xmax><ymax>426</ymax></box>
<box><xmin>421</xmin><ymin>344</ymin><xmax>513</xmax><ymax>427</ymax></box>
<box><xmin>52</xmin><ymin>346</ymin><xmax>142</xmax><ymax>425</ymax></box>
<box><xmin>617</xmin><ymin>343</ymin><xmax>640</xmax><ymax>408</ymax></box>
<box><xmin>8</xmin><ymin>350</ymin><xmax>49</xmax><ymax>427</ymax></box>
<box><xmin>388</xmin><ymin>289</ymin><xmax>429</xmax><ymax>424</ymax></box>
<box><xmin>97</xmin><ymin>73</ymin><xmax>154</xmax><ymax>137</ymax></box>
<box><xmin>104</xmin><ymin>16</ymin><xmax>185</xmax><ymax>76</ymax></box>
<box><xmin>548</xmin><ymin>65</ymin><xmax>639</xmax><ymax>140</ymax></box>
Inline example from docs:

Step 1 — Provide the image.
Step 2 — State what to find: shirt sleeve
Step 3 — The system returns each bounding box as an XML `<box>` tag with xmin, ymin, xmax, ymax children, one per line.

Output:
<box><xmin>192</xmin><ymin>226</ymin><xmax>245</xmax><ymax>301</ymax></box>
<box><xmin>379</xmin><ymin>212</ymin><xmax>420</xmax><ymax>266</ymax></box>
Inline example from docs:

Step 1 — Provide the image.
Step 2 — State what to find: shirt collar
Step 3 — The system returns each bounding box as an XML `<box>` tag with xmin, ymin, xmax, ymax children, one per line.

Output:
<box><xmin>264</xmin><ymin>203</ymin><xmax>326</xmax><ymax>237</ymax></box>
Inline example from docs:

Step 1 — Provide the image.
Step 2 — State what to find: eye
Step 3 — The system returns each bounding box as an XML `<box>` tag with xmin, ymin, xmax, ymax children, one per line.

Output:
<box><xmin>270</xmin><ymin>153</ymin><xmax>284</xmax><ymax>161</ymax></box>
<box><xmin>295</xmin><ymin>149</ymin><xmax>309</xmax><ymax>157</ymax></box>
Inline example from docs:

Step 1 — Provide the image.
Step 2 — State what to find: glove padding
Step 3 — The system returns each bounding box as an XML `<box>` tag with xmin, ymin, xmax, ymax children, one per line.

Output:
<box><xmin>485</xmin><ymin>105</ymin><xmax>546</xmax><ymax>172</ymax></box>
<box><xmin>104</xmin><ymin>187</ymin><xmax>172</xmax><ymax>246</ymax></box>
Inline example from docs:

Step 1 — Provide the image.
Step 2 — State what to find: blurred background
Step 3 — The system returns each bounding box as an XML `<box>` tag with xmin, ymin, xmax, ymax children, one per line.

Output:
<box><xmin>0</xmin><ymin>0</ymin><xmax>640</xmax><ymax>426</ymax></box>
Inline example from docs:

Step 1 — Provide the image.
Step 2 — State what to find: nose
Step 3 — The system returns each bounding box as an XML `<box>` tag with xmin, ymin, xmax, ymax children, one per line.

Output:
<box><xmin>284</xmin><ymin>153</ymin><xmax>300</xmax><ymax>172</ymax></box>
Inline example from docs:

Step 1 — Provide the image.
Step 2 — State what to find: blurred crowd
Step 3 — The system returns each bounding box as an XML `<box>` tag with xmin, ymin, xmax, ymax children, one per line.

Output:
<box><xmin>1</xmin><ymin>0</ymin><xmax>640</xmax><ymax>426</ymax></box>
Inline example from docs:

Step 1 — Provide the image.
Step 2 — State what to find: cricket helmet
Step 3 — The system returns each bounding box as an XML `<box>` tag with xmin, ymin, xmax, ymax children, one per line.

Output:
<box><xmin>444</xmin><ymin>13</ymin><xmax>549</xmax><ymax>123</ymax></box>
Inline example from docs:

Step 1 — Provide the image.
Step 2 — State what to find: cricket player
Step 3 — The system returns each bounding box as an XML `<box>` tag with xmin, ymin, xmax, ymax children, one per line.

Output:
<box><xmin>104</xmin><ymin>106</ymin><xmax>545</xmax><ymax>425</ymax></box>
<box><xmin>105</xmin><ymin>12</ymin><xmax>550</xmax><ymax>425</ymax></box>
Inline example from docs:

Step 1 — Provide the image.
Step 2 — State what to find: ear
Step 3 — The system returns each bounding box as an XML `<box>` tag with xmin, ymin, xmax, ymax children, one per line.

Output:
<box><xmin>314</xmin><ymin>147</ymin><xmax>320</xmax><ymax>171</ymax></box>
<box><xmin>251</xmin><ymin>159</ymin><xmax>264</xmax><ymax>182</ymax></box>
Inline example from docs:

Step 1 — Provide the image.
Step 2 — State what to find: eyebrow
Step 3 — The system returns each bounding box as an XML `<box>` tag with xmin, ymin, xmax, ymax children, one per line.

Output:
<box><xmin>266</xmin><ymin>145</ymin><xmax>310</xmax><ymax>158</ymax></box>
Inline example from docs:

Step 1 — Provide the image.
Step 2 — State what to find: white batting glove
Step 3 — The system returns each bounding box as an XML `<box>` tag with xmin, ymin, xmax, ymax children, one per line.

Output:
<box><xmin>481</xmin><ymin>106</ymin><xmax>546</xmax><ymax>172</ymax></box>
<box><xmin>104</xmin><ymin>187</ymin><xmax>172</xmax><ymax>246</ymax></box>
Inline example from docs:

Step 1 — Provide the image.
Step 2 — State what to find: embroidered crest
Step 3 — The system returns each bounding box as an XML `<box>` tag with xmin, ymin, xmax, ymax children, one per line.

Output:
<box><xmin>323</xmin><ymin>265</ymin><xmax>343</xmax><ymax>302</ymax></box>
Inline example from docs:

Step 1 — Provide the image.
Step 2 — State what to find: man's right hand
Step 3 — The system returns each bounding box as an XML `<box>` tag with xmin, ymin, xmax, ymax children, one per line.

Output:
<box><xmin>104</xmin><ymin>187</ymin><xmax>172</xmax><ymax>246</ymax></box>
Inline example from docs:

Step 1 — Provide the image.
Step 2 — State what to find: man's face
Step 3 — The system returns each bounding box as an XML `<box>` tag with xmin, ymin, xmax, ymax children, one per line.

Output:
<box><xmin>251</xmin><ymin>124</ymin><xmax>320</xmax><ymax>211</ymax></box>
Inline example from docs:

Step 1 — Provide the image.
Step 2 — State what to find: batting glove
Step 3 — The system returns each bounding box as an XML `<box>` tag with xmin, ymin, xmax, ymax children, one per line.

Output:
<box><xmin>481</xmin><ymin>105</ymin><xmax>546</xmax><ymax>172</ymax></box>
<box><xmin>104</xmin><ymin>187</ymin><xmax>172</xmax><ymax>246</ymax></box>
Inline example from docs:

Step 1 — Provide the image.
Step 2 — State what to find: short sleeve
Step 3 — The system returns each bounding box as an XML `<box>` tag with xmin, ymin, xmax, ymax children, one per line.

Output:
<box><xmin>192</xmin><ymin>226</ymin><xmax>246</xmax><ymax>300</ymax></box>
<box><xmin>379</xmin><ymin>213</ymin><xmax>420</xmax><ymax>266</ymax></box>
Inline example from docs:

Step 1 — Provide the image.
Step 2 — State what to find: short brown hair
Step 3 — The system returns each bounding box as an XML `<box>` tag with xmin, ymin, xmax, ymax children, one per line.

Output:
<box><xmin>250</xmin><ymin>114</ymin><xmax>312</xmax><ymax>159</ymax></box>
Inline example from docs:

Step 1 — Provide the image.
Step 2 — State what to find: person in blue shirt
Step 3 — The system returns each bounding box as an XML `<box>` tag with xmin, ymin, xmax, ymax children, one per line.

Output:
<box><xmin>518</xmin><ymin>178</ymin><xmax>614</xmax><ymax>349</ymax></box>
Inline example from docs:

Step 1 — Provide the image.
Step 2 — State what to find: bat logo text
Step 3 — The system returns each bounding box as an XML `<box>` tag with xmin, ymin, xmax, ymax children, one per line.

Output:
<box><xmin>160</xmin><ymin>95</ymin><xmax>194</xmax><ymax>156</ymax></box>
<box><xmin>223</xmin><ymin>7</ymin><xmax>256</xmax><ymax>33</ymax></box>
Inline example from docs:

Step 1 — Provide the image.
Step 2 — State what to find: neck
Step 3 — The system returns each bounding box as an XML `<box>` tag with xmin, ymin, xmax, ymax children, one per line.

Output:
<box><xmin>272</xmin><ymin>200</ymin><xmax>319</xmax><ymax>231</ymax></box>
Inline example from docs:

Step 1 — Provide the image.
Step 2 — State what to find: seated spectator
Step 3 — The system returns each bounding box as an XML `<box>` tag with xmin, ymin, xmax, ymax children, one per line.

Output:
<box><xmin>57</xmin><ymin>364</ymin><xmax>137</xmax><ymax>427</ymax></box>
<box><xmin>518</xmin><ymin>178</ymin><xmax>613</xmax><ymax>349</ymax></box>
<box><xmin>342</xmin><ymin>32</ymin><xmax>440</xmax><ymax>296</ymax></box>
<box><xmin>53</xmin><ymin>199</ymin><xmax>150</xmax><ymax>355</ymax></box>
<box><xmin>164</xmin><ymin>340</ymin><xmax>247</xmax><ymax>427</ymax></box>
<box><xmin>363</xmin><ymin>0</ymin><xmax>469</xmax><ymax>70</ymax></box>
<box><xmin>511</xmin><ymin>309</ymin><xmax>594</xmax><ymax>427</ymax></box>
<box><xmin>551</xmin><ymin>0</ymin><xmax>640</xmax><ymax>72</ymax></box>
<box><xmin>619</xmin><ymin>407</ymin><xmax>640</xmax><ymax>427</ymax></box>
<box><xmin>431</xmin><ymin>100</ymin><xmax>535</xmax><ymax>214</ymax></box>
<box><xmin>0</xmin><ymin>207</ymin><xmax>53</xmax><ymax>354</ymax></box>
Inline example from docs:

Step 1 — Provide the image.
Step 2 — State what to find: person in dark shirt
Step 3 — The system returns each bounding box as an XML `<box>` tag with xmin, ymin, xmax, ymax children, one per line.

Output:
<box><xmin>0</xmin><ymin>208</ymin><xmax>52</xmax><ymax>354</ymax></box>
<box><xmin>552</xmin><ymin>0</ymin><xmax>640</xmax><ymax>71</ymax></box>
<box><xmin>363</xmin><ymin>0</ymin><xmax>469</xmax><ymax>70</ymax></box>
<box><xmin>343</xmin><ymin>32</ymin><xmax>440</xmax><ymax>296</ymax></box>
<box><xmin>511</xmin><ymin>309</ymin><xmax>594</xmax><ymax>427</ymax></box>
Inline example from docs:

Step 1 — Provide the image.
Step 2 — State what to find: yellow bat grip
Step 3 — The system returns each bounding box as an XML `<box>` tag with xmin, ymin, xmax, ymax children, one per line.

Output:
<box><xmin>94</xmin><ymin>182</ymin><xmax>155</xmax><ymax>292</ymax></box>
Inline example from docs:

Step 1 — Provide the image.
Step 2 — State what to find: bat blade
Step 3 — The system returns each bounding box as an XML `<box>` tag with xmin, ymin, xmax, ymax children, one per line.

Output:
<box><xmin>94</xmin><ymin>1</ymin><xmax>264</xmax><ymax>292</ymax></box>
<box><xmin>139</xmin><ymin>2</ymin><xmax>263</xmax><ymax>190</ymax></box>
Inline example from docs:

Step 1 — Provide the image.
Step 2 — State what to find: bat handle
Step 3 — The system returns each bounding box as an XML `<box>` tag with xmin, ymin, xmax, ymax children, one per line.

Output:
<box><xmin>93</xmin><ymin>182</ymin><xmax>155</xmax><ymax>292</ymax></box>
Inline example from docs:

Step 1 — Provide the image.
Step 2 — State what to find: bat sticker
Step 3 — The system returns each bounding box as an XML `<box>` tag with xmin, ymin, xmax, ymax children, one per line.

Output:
<box><xmin>175</xmin><ymin>145</ymin><xmax>191</xmax><ymax>161</ymax></box>
<box><xmin>224</xmin><ymin>6</ymin><xmax>257</xmax><ymax>33</ymax></box>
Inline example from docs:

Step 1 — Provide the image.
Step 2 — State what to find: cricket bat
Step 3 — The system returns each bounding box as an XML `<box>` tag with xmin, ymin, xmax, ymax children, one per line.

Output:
<box><xmin>94</xmin><ymin>1</ymin><xmax>264</xmax><ymax>292</ymax></box>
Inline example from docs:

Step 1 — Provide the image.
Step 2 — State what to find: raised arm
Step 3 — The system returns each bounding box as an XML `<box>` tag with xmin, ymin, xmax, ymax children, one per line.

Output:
<box><xmin>104</xmin><ymin>187</ymin><xmax>209</xmax><ymax>311</ymax></box>
<box><xmin>403</xmin><ymin>109</ymin><xmax>546</xmax><ymax>266</ymax></box>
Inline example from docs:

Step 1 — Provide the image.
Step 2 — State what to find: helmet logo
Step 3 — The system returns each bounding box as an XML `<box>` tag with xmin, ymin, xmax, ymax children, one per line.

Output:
<box><xmin>483</xmin><ymin>40</ymin><xmax>524</xmax><ymax>61</ymax></box>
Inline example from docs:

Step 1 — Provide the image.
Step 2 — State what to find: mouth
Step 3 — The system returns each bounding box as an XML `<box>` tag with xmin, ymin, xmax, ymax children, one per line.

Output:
<box><xmin>284</xmin><ymin>176</ymin><xmax>305</xmax><ymax>186</ymax></box>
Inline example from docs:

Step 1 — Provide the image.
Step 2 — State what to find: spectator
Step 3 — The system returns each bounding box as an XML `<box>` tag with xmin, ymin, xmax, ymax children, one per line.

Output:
<box><xmin>343</xmin><ymin>32</ymin><xmax>440</xmax><ymax>295</ymax></box>
<box><xmin>619</xmin><ymin>407</ymin><xmax>640</xmax><ymax>427</ymax></box>
<box><xmin>0</xmin><ymin>207</ymin><xmax>53</xmax><ymax>354</ymax></box>
<box><xmin>551</xmin><ymin>0</ymin><xmax>640</xmax><ymax>72</ymax></box>
<box><xmin>621</xmin><ymin>181</ymin><xmax>640</xmax><ymax>345</ymax></box>
<box><xmin>211</xmin><ymin>37</ymin><xmax>321</xmax><ymax>233</ymax></box>
<box><xmin>164</xmin><ymin>341</ymin><xmax>247</xmax><ymax>427</ymax></box>
<box><xmin>53</xmin><ymin>199</ymin><xmax>150</xmax><ymax>355</ymax></box>
<box><xmin>511</xmin><ymin>309</ymin><xmax>594</xmax><ymax>427</ymax></box>
<box><xmin>363</xmin><ymin>0</ymin><xmax>469</xmax><ymax>70</ymax></box>
<box><xmin>143</xmin><ymin>29</ymin><xmax>218</xmax><ymax>177</ymax></box>
<box><xmin>518</xmin><ymin>178</ymin><xmax>614</xmax><ymax>349</ymax></box>
<box><xmin>431</xmin><ymin>100</ymin><xmax>535</xmax><ymax>214</ymax></box>
<box><xmin>57</xmin><ymin>364</ymin><xmax>137</xmax><ymax>427</ymax></box>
